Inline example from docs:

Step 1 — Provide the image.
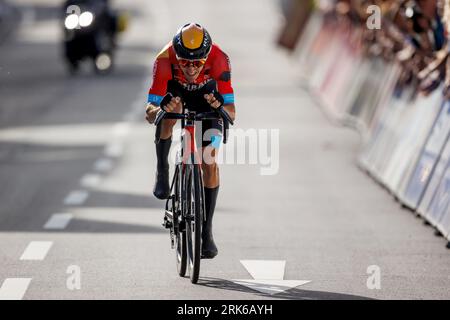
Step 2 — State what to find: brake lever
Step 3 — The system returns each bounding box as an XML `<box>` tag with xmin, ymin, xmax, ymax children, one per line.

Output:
<box><xmin>217</xmin><ymin>105</ymin><xmax>234</xmax><ymax>125</ymax></box>
<box><xmin>214</xmin><ymin>105</ymin><xmax>233</xmax><ymax>144</ymax></box>
<box><xmin>223</xmin><ymin>116</ymin><xmax>229</xmax><ymax>144</ymax></box>
<box><xmin>154</xmin><ymin>93</ymin><xmax>174</xmax><ymax>126</ymax></box>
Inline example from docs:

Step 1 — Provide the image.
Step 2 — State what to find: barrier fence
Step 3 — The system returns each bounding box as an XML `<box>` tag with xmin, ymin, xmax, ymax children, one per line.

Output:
<box><xmin>294</xmin><ymin>11</ymin><xmax>450</xmax><ymax>243</ymax></box>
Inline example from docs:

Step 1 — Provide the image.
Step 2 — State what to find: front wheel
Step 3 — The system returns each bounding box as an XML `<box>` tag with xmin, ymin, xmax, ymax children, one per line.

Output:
<box><xmin>175</xmin><ymin>229</ymin><xmax>187</xmax><ymax>277</ymax></box>
<box><xmin>93</xmin><ymin>53</ymin><xmax>113</xmax><ymax>74</ymax></box>
<box><xmin>173</xmin><ymin>165</ymin><xmax>187</xmax><ymax>277</ymax></box>
<box><xmin>185</xmin><ymin>164</ymin><xmax>204</xmax><ymax>284</ymax></box>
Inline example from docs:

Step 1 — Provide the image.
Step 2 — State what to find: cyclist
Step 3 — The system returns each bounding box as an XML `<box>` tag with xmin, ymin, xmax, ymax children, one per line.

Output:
<box><xmin>145</xmin><ymin>23</ymin><xmax>236</xmax><ymax>259</ymax></box>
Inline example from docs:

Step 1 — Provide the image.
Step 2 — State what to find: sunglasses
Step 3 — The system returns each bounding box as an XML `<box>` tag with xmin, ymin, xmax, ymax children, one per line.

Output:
<box><xmin>177</xmin><ymin>58</ymin><xmax>207</xmax><ymax>68</ymax></box>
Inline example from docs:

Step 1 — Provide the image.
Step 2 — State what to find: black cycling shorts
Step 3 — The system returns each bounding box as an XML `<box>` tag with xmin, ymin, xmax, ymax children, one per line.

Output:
<box><xmin>196</xmin><ymin>119</ymin><xmax>223</xmax><ymax>148</ymax></box>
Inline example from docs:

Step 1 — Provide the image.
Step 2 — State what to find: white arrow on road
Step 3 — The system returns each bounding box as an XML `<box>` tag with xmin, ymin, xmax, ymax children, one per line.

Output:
<box><xmin>231</xmin><ymin>260</ymin><xmax>311</xmax><ymax>295</ymax></box>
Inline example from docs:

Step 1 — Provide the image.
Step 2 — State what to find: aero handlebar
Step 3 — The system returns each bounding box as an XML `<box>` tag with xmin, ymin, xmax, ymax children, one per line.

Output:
<box><xmin>154</xmin><ymin>105</ymin><xmax>234</xmax><ymax>144</ymax></box>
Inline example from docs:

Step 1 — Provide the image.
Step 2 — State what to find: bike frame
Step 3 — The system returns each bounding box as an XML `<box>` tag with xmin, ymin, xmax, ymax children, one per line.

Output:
<box><xmin>181</xmin><ymin>114</ymin><xmax>204</xmax><ymax>166</ymax></box>
<box><xmin>159</xmin><ymin>105</ymin><xmax>233</xmax><ymax>283</ymax></box>
<box><xmin>165</xmin><ymin>112</ymin><xmax>205</xmax><ymax>239</ymax></box>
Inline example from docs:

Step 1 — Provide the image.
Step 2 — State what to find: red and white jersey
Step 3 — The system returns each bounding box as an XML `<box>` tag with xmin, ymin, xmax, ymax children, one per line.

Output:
<box><xmin>147</xmin><ymin>42</ymin><xmax>235</xmax><ymax>105</ymax></box>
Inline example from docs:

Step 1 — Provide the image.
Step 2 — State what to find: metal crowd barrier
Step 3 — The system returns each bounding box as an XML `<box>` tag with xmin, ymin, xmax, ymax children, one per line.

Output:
<box><xmin>294</xmin><ymin>12</ymin><xmax>450</xmax><ymax>242</ymax></box>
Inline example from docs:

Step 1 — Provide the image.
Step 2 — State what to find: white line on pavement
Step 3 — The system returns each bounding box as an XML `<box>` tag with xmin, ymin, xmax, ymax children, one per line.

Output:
<box><xmin>112</xmin><ymin>122</ymin><xmax>130</xmax><ymax>138</ymax></box>
<box><xmin>20</xmin><ymin>241</ymin><xmax>53</xmax><ymax>261</ymax></box>
<box><xmin>240</xmin><ymin>260</ymin><xmax>286</xmax><ymax>280</ymax></box>
<box><xmin>94</xmin><ymin>158</ymin><xmax>114</xmax><ymax>172</ymax></box>
<box><xmin>230</xmin><ymin>279</ymin><xmax>311</xmax><ymax>295</ymax></box>
<box><xmin>63</xmin><ymin>190</ymin><xmax>89</xmax><ymax>206</ymax></box>
<box><xmin>104</xmin><ymin>142</ymin><xmax>123</xmax><ymax>157</ymax></box>
<box><xmin>232</xmin><ymin>260</ymin><xmax>311</xmax><ymax>295</ymax></box>
<box><xmin>0</xmin><ymin>278</ymin><xmax>32</xmax><ymax>300</ymax></box>
<box><xmin>80</xmin><ymin>173</ymin><xmax>101</xmax><ymax>188</ymax></box>
<box><xmin>43</xmin><ymin>213</ymin><xmax>73</xmax><ymax>230</ymax></box>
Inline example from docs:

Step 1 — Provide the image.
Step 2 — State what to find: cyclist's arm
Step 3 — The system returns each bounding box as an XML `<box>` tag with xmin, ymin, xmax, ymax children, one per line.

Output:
<box><xmin>146</xmin><ymin>44</ymin><xmax>172</xmax><ymax>124</ymax></box>
<box><xmin>146</xmin><ymin>95</ymin><xmax>184</xmax><ymax>124</ymax></box>
<box><xmin>212</xmin><ymin>50</ymin><xmax>236</xmax><ymax>122</ymax></box>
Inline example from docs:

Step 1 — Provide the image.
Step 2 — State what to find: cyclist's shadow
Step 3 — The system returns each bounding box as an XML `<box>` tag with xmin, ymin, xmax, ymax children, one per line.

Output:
<box><xmin>197</xmin><ymin>277</ymin><xmax>375</xmax><ymax>300</ymax></box>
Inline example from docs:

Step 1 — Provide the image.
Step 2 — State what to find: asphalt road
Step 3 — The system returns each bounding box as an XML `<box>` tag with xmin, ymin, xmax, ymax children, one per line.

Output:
<box><xmin>0</xmin><ymin>0</ymin><xmax>449</xmax><ymax>300</ymax></box>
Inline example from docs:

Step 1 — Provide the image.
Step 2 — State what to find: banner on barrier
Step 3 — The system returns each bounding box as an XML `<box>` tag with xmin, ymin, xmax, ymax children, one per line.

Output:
<box><xmin>431</xmin><ymin>165</ymin><xmax>450</xmax><ymax>239</ymax></box>
<box><xmin>422</xmin><ymin>137</ymin><xmax>450</xmax><ymax>220</ymax></box>
<box><xmin>403</xmin><ymin>101</ymin><xmax>450</xmax><ymax>209</ymax></box>
<box><xmin>386</xmin><ymin>88</ymin><xmax>443</xmax><ymax>198</ymax></box>
<box><xmin>295</xmin><ymin>11</ymin><xmax>450</xmax><ymax>240</ymax></box>
<box><xmin>367</xmin><ymin>88</ymin><xmax>414</xmax><ymax>186</ymax></box>
<box><xmin>424</xmin><ymin>135</ymin><xmax>450</xmax><ymax>231</ymax></box>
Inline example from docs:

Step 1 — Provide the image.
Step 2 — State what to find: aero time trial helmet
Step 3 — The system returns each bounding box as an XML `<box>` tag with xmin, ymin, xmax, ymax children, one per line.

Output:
<box><xmin>172</xmin><ymin>23</ymin><xmax>212</xmax><ymax>60</ymax></box>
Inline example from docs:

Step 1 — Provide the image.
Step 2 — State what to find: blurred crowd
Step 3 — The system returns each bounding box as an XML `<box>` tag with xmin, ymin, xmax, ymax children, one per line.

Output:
<box><xmin>278</xmin><ymin>0</ymin><xmax>450</xmax><ymax>99</ymax></box>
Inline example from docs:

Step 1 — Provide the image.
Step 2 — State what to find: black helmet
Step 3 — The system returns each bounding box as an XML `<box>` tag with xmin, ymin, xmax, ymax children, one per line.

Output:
<box><xmin>172</xmin><ymin>23</ymin><xmax>212</xmax><ymax>60</ymax></box>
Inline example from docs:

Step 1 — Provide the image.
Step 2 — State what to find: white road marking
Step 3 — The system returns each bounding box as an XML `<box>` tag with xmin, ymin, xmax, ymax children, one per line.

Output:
<box><xmin>80</xmin><ymin>173</ymin><xmax>101</xmax><ymax>188</ymax></box>
<box><xmin>0</xmin><ymin>278</ymin><xmax>32</xmax><ymax>300</ymax></box>
<box><xmin>231</xmin><ymin>260</ymin><xmax>311</xmax><ymax>295</ymax></box>
<box><xmin>104</xmin><ymin>142</ymin><xmax>123</xmax><ymax>157</ymax></box>
<box><xmin>94</xmin><ymin>158</ymin><xmax>114</xmax><ymax>172</ymax></box>
<box><xmin>112</xmin><ymin>122</ymin><xmax>130</xmax><ymax>137</ymax></box>
<box><xmin>240</xmin><ymin>260</ymin><xmax>286</xmax><ymax>280</ymax></box>
<box><xmin>230</xmin><ymin>279</ymin><xmax>311</xmax><ymax>295</ymax></box>
<box><xmin>64</xmin><ymin>190</ymin><xmax>89</xmax><ymax>206</ymax></box>
<box><xmin>44</xmin><ymin>213</ymin><xmax>73</xmax><ymax>230</ymax></box>
<box><xmin>20</xmin><ymin>241</ymin><xmax>53</xmax><ymax>261</ymax></box>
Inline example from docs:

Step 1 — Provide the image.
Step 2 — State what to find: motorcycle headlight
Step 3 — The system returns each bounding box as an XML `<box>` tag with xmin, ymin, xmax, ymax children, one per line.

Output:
<box><xmin>79</xmin><ymin>11</ymin><xmax>94</xmax><ymax>27</ymax></box>
<box><xmin>64</xmin><ymin>14</ymin><xmax>79</xmax><ymax>30</ymax></box>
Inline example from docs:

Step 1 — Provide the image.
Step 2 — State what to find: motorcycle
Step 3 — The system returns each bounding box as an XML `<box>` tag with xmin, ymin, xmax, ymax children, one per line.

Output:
<box><xmin>62</xmin><ymin>0</ymin><xmax>126</xmax><ymax>74</ymax></box>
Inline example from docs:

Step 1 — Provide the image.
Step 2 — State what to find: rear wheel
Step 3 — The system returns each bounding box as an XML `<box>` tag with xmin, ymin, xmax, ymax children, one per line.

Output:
<box><xmin>185</xmin><ymin>165</ymin><xmax>203</xmax><ymax>284</ymax></box>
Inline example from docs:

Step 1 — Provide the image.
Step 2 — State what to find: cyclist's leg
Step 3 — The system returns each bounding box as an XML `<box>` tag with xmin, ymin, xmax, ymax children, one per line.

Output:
<box><xmin>153</xmin><ymin>81</ymin><xmax>186</xmax><ymax>199</ymax></box>
<box><xmin>153</xmin><ymin>118</ymin><xmax>178</xmax><ymax>200</ymax></box>
<box><xmin>200</xmin><ymin>120</ymin><xmax>222</xmax><ymax>258</ymax></box>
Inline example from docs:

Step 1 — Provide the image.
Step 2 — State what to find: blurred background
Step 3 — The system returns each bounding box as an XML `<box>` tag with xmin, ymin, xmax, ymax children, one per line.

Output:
<box><xmin>0</xmin><ymin>0</ymin><xmax>449</xmax><ymax>300</ymax></box>
<box><xmin>281</xmin><ymin>0</ymin><xmax>450</xmax><ymax>244</ymax></box>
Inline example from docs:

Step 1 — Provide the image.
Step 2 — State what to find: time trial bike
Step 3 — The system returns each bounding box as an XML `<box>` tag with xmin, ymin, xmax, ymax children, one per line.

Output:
<box><xmin>154</xmin><ymin>99</ymin><xmax>233</xmax><ymax>284</ymax></box>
